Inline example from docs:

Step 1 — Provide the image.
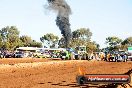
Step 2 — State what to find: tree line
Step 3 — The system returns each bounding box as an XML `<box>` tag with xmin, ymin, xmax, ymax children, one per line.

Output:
<box><xmin>0</xmin><ymin>26</ymin><xmax>42</xmax><ymax>51</ymax></box>
<box><xmin>0</xmin><ymin>26</ymin><xmax>131</xmax><ymax>52</ymax></box>
<box><xmin>105</xmin><ymin>36</ymin><xmax>132</xmax><ymax>52</ymax></box>
<box><xmin>40</xmin><ymin>28</ymin><xmax>132</xmax><ymax>53</ymax></box>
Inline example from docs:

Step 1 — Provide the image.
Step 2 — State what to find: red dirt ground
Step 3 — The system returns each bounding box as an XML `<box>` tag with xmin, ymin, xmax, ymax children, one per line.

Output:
<box><xmin>0</xmin><ymin>58</ymin><xmax>132</xmax><ymax>88</ymax></box>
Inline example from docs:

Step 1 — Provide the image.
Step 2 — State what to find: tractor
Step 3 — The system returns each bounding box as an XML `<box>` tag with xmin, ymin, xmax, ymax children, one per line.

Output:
<box><xmin>75</xmin><ymin>46</ymin><xmax>87</xmax><ymax>60</ymax></box>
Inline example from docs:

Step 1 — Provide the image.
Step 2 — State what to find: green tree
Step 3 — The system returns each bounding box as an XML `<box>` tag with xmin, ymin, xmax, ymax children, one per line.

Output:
<box><xmin>40</xmin><ymin>33</ymin><xmax>59</xmax><ymax>48</ymax></box>
<box><xmin>0</xmin><ymin>26</ymin><xmax>9</xmax><ymax>49</ymax></box>
<box><xmin>0</xmin><ymin>26</ymin><xmax>20</xmax><ymax>50</ymax></box>
<box><xmin>58</xmin><ymin>28</ymin><xmax>100</xmax><ymax>52</ymax></box>
<box><xmin>0</xmin><ymin>34</ymin><xmax>3</xmax><ymax>48</ymax></box>
<box><xmin>30</xmin><ymin>40</ymin><xmax>42</xmax><ymax>47</ymax></box>
<box><xmin>120</xmin><ymin>36</ymin><xmax>132</xmax><ymax>50</ymax></box>
<box><xmin>122</xmin><ymin>37</ymin><xmax>132</xmax><ymax>46</ymax></box>
<box><xmin>71</xmin><ymin>28</ymin><xmax>92</xmax><ymax>47</ymax></box>
<box><xmin>120</xmin><ymin>44</ymin><xmax>128</xmax><ymax>51</ymax></box>
<box><xmin>105</xmin><ymin>36</ymin><xmax>122</xmax><ymax>51</ymax></box>
<box><xmin>20</xmin><ymin>35</ymin><xmax>42</xmax><ymax>47</ymax></box>
<box><xmin>20</xmin><ymin>35</ymin><xmax>32</xmax><ymax>47</ymax></box>
<box><xmin>86</xmin><ymin>41</ymin><xmax>100</xmax><ymax>53</ymax></box>
<box><xmin>72</xmin><ymin>28</ymin><xmax>92</xmax><ymax>41</ymax></box>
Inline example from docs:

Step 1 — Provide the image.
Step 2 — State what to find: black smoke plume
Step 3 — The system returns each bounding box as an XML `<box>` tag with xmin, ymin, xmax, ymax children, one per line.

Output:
<box><xmin>46</xmin><ymin>0</ymin><xmax>72</xmax><ymax>48</ymax></box>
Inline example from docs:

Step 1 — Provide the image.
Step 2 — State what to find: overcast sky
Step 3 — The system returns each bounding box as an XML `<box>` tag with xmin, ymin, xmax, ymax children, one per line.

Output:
<box><xmin>0</xmin><ymin>0</ymin><xmax>132</xmax><ymax>48</ymax></box>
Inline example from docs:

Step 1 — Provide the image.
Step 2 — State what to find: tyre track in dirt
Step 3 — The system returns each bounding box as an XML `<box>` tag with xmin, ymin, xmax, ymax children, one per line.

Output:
<box><xmin>0</xmin><ymin>59</ymin><xmax>131</xmax><ymax>88</ymax></box>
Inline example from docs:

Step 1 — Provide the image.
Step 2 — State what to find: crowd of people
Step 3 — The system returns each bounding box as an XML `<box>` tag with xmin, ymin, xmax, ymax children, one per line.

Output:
<box><xmin>90</xmin><ymin>51</ymin><xmax>128</xmax><ymax>62</ymax></box>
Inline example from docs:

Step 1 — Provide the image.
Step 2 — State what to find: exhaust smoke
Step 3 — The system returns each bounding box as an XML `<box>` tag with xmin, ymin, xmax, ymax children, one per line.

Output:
<box><xmin>46</xmin><ymin>0</ymin><xmax>72</xmax><ymax>48</ymax></box>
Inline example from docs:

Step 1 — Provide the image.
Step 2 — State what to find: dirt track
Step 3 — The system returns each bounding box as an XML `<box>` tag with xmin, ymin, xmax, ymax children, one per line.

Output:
<box><xmin>0</xmin><ymin>58</ymin><xmax>132</xmax><ymax>88</ymax></box>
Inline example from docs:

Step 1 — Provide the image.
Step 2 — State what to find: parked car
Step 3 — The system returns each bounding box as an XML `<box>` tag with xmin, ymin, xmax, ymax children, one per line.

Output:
<box><xmin>5</xmin><ymin>52</ymin><xmax>15</xmax><ymax>58</ymax></box>
<box><xmin>127</xmin><ymin>52</ymin><xmax>132</xmax><ymax>61</ymax></box>
<box><xmin>43</xmin><ymin>52</ymin><xmax>51</xmax><ymax>58</ymax></box>
<box><xmin>15</xmin><ymin>52</ymin><xmax>25</xmax><ymax>58</ymax></box>
<box><xmin>33</xmin><ymin>51</ymin><xmax>51</xmax><ymax>58</ymax></box>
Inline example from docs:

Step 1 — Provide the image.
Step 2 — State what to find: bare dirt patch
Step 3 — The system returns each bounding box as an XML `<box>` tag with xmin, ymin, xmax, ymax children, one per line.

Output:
<box><xmin>0</xmin><ymin>58</ymin><xmax>131</xmax><ymax>88</ymax></box>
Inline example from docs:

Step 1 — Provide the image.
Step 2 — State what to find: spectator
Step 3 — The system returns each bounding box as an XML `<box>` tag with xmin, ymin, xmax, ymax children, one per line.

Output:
<box><xmin>100</xmin><ymin>52</ymin><xmax>105</xmax><ymax>61</ymax></box>
<box><xmin>107</xmin><ymin>53</ymin><xmax>111</xmax><ymax>61</ymax></box>
<box><xmin>61</xmin><ymin>50</ymin><xmax>66</xmax><ymax>60</ymax></box>
<box><xmin>70</xmin><ymin>52</ymin><xmax>75</xmax><ymax>60</ymax></box>
<box><xmin>123</xmin><ymin>53</ymin><xmax>127</xmax><ymax>62</ymax></box>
